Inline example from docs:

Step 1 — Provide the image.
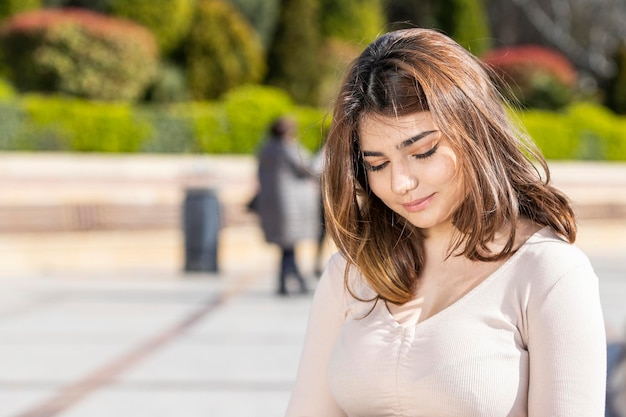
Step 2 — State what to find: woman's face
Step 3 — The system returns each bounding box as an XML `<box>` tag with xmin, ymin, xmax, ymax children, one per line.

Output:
<box><xmin>358</xmin><ymin>111</ymin><xmax>465</xmax><ymax>234</ymax></box>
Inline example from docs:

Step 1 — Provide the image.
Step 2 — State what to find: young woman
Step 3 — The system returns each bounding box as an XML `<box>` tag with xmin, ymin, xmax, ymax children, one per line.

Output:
<box><xmin>285</xmin><ymin>28</ymin><xmax>606</xmax><ymax>416</ymax></box>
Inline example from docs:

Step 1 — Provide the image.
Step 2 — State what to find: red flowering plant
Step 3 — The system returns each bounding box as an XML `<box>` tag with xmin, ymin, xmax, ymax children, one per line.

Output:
<box><xmin>481</xmin><ymin>45</ymin><xmax>578</xmax><ymax>110</ymax></box>
<box><xmin>0</xmin><ymin>8</ymin><xmax>158</xmax><ymax>101</ymax></box>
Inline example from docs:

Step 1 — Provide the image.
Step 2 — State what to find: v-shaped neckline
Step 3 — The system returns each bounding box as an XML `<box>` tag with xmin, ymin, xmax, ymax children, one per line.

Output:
<box><xmin>380</xmin><ymin>226</ymin><xmax>550</xmax><ymax>329</ymax></box>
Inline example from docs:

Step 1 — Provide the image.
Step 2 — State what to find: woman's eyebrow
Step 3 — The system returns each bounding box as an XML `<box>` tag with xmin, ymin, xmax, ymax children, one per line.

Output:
<box><xmin>361</xmin><ymin>130</ymin><xmax>438</xmax><ymax>157</ymax></box>
<box><xmin>361</xmin><ymin>129</ymin><xmax>438</xmax><ymax>157</ymax></box>
<box><xmin>397</xmin><ymin>129</ymin><xmax>438</xmax><ymax>150</ymax></box>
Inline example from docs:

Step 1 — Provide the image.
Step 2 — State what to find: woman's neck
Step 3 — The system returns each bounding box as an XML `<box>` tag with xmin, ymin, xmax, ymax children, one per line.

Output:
<box><xmin>421</xmin><ymin>221</ymin><xmax>459</xmax><ymax>264</ymax></box>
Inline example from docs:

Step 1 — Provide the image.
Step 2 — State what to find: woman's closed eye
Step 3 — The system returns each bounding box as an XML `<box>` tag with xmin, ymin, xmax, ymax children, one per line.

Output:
<box><xmin>413</xmin><ymin>143</ymin><xmax>439</xmax><ymax>160</ymax></box>
<box><xmin>363</xmin><ymin>143</ymin><xmax>439</xmax><ymax>172</ymax></box>
<box><xmin>363</xmin><ymin>159</ymin><xmax>388</xmax><ymax>172</ymax></box>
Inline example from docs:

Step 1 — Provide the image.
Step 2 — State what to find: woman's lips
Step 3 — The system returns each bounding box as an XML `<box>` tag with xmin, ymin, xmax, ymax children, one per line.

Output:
<box><xmin>402</xmin><ymin>193</ymin><xmax>435</xmax><ymax>212</ymax></box>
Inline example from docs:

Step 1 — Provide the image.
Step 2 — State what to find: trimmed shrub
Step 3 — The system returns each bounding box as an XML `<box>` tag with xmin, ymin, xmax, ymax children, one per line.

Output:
<box><xmin>483</xmin><ymin>45</ymin><xmax>577</xmax><ymax>110</ymax></box>
<box><xmin>223</xmin><ymin>84</ymin><xmax>294</xmax><ymax>153</ymax></box>
<box><xmin>167</xmin><ymin>85</ymin><xmax>325</xmax><ymax>154</ymax></box>
<box><xmin>0</xmin><ymin>85</ymin><xmax>319</xmax><ymax>155</ymax></box>
<box><xmin>0</xmin><ymin>77</ymin><xmax>16</xmax><ymax>100</ymax></box>
<box><xmin>108</xmin><ymin>0</ymin><xmax>194</xmax><ymax>55</ymax></box>
<box><xmin>185</xmin><ymin>0</ymin><xmax>266</xmax><ymax>101</ymax></box>
<box><xmin>169</xmin><ymin>85</ymin><xmax>296</xmax><ymax>154</ymax></box>
<box><xmin>0</xmin><ymin>102</ymin><xmax>29</xmax><ymax>150</ymax></box>
<box><xmin>1</xmin><ymin>93</ymin><xmax>623</xmax><ymax>159</ymax></box>
<box><xmin>519</xmin><ymin>102</ymin><xmax>626</xmax><ymax>160</ymax></box>
<box><xmin>293</xmin><ymin>105</ymin><xmax>330</xmax><ymax>152</ymax></box>
<box><xmin>0</xmin><ymin>93</ymin><xmax>70</xmax><ymax>151</ymax></box>
<box><xmin>136</xmin><ymin>105</ymin><xmax>196</xmax><ymax>153</ymax></box>
<box><xmin>22</xmin><ymin>94</ymin><xmax>151</xmax><ymax>152</ymax></box>
<box><xmin>566</xmin><ymin>103</ymin><xmax>626</xmax><ymax>161</ymax></box>
<box><xmin>0</xmin><ymin>0</ymin><xmax>41</xmax><ymax>20</ymax></box>
<box><xmin>179</xmin><ymin>101</ymin><xmax>232</xmax><ymax>153</ymax></box>
<box><xmin>516</xmin><ymin>109</ymin><xmax>575</xmax><ymax>159</ymax></box>
<box><xmin>0</xmin><ymin>8</ymin><xmax>158</xmax><ymax>101</ymax></box>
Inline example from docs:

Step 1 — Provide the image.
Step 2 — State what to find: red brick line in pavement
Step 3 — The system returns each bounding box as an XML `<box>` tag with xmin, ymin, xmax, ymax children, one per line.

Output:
<box><xmin>0</xmin><ymin>201</ymin><xmax>258</xmax><ymax>232</ymax></box>
<box><xmin>9</xmin><ymin>271</ymin><xmax>260</xmax><ymax>417</ymax></box>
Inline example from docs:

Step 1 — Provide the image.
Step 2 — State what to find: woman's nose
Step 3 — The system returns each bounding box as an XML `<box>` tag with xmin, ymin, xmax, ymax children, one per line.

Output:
<box><xmin>391</xmin><ymin>162</ymin><xmax>418</xmax><ymax>194</ymax></box>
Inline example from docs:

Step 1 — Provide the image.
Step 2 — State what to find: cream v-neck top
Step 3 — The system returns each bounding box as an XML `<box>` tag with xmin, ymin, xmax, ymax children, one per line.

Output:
<box><xmin>285</xmin><ymin>227</ymin><xmax>607</xmax><ymax>417</ymax></box>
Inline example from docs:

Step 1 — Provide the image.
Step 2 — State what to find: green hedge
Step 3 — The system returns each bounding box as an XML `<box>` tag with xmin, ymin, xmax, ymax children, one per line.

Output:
<box><xmin>22</xmin><ymin>94</ymin><xmax>151</xmax><ymax>152</ymax></box>
<box><xmin>0</xmin><ymin>85</ymin><xmax>328</xmax><ymax>154</ymax></box>
<box><xmin>0</xmin><ymin>77</ymin><xmax>16</xmax><ymax>100</ymax></box>
<box><xmin>0</xmin><ymin>88</ymin><xmax>622</xmax><ymax>160</ymax></box>
<box><xmin>518</xmin><ymin>102</ymin><xmax>626</xmax><ymax>160</ymax></box>
<box><xmin>222</xmin><ymin>85</ymin><xmax>293</xmax><ymax>153</ymax></box>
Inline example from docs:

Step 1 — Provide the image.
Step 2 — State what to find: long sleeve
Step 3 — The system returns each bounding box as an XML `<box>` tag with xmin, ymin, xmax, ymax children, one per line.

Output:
<box><xmin>285</xmin><ymin>255</ymin><xmax>348</xmax><ymax>417</ymax></box>
<box><xmin>285</xmin><ymin>142</ymin><xmax>314</xmax><ymax>178</ymax></box>
<box><xmin>527</xmin><ymin>259</ymin><xmax>607</xmax><ymax>416</ymax></box>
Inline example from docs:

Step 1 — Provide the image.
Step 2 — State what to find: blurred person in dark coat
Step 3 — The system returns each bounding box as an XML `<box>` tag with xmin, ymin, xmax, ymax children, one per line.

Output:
<box><xmin>257</xmin><ymin>117</ymin><xmax>320</xmax><ymax>296</ymax></box>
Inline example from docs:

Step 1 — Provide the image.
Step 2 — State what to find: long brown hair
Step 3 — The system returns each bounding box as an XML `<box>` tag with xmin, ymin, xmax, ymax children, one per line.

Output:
<box><xmin>322</xmin><ymin>28</ymin><xmax>576</xmax><ymax>305</ymax></box>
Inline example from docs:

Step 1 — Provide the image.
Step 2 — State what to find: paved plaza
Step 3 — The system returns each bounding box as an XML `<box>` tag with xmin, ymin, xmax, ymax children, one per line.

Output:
<box><xmin>0</xmin><ymin>225</ymin><xmax>625</xmax><ymax>417</ymax></box>
<box><xmin>0</xmin><ymin>224</ymin><xmax>321</xmax><ymax>417</ymax></box>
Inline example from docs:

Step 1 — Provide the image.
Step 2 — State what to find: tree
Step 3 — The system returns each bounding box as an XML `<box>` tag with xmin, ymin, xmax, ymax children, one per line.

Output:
<box><xmin>316</xmin><ymin>0</ymin><xmax>386</xmax><ymax>107</ymax></box>
<box><xmin>319</xmin><ymin>0</ymin><xmax>386</xmax><ymax>44</ymax></box>
<box><xmin>264</xmin><ymin>0</ymin><xmax>321</xmax><ymax>105</ymax></box>
<box><xmin>434</xmin><ymin>0</ymin><xmax>492</xmax><ymax>56</ymax></box>
<box><xmin>228</xmin><ymin>0</ymin><xmax>282</xmax><ymax>49</ymax></box>
<box><xmin>185</xmin><ymin>0</ymin><xmax>265</xmax><ymax>100</ymax></box>
<box><xmin>605</xmin><ymin>44</ymin><xmax>626</xmax><ymax>114</ymax></box>
<box><xmin>108</xmin><ymin>0</ymin><xmax>195</xmax><ymax>55</ymax></box>
<box><xmin>385</xmin><ymin>0</ymin><xmax>436</xmax><ymax>31</ymax></box>
<box><xmin>497</xmin><ymin>0</ymin><xmax>626</xmax><ymax>81</ymax></box>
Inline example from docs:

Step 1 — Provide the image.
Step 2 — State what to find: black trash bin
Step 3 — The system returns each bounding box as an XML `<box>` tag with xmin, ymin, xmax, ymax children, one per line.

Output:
<box><xmin>183</xmin><ymin>188</ymin><xmax>221</xmax><ymax>273</ymax></box>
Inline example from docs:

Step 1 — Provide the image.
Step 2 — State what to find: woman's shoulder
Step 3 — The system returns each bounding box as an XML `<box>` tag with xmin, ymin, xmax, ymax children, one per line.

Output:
<box><xmin>323</xmin><ymin>253</ymin><xmax>378</xmax><ymax>307</ymax></box>
<box><xmin>324</xmin><ymin>253</ymin><xmax>365</xmax><ymax>292</ymax></box>
<box><xmin>512</xmin><ymin>226</ymin><xmax>597</xmax><ymax>288</ymax></box>
<box><xmin>523</xmin><ymin>226</ymin><xmax>591</xmax><ymax>264</ymax></box>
